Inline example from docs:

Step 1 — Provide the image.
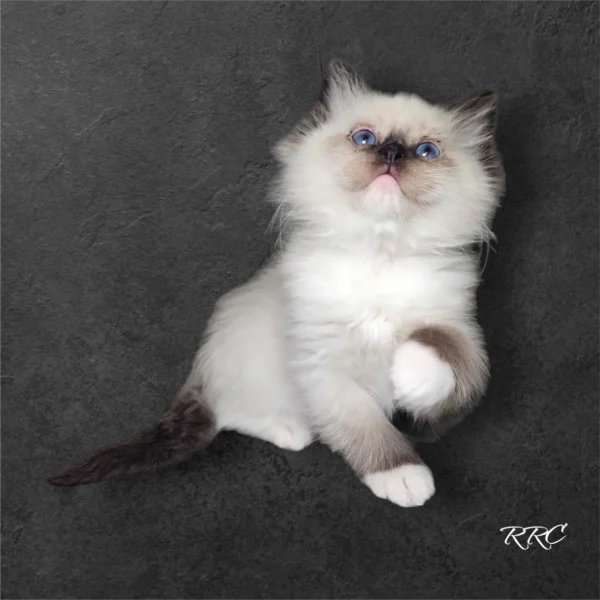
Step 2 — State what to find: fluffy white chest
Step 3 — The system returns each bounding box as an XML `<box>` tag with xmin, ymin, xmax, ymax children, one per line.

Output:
<box><xmin>285</xmin><ymin>249</ymin><xmax>474</xmax><ymax>343</ymax></box>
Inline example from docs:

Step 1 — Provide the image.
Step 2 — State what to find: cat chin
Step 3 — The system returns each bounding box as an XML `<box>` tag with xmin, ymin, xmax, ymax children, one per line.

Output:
<box><xmin>361</xmin><ymin>178</ymin><xmax>405</xmax><ymax>219</ymax></box>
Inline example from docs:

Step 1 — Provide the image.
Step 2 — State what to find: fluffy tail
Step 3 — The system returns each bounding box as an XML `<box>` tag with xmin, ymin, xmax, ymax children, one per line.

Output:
<box><xmin>48</xmin><ymin>387</ymin><xmax>217</xmax><ymax>487</ymax></box>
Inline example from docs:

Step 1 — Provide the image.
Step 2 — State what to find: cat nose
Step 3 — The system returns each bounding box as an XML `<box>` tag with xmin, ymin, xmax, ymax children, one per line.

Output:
<box><xmin>377</xmin><ymin>142</ymin><xmax>406</xmax><ymax>164</ymax></box>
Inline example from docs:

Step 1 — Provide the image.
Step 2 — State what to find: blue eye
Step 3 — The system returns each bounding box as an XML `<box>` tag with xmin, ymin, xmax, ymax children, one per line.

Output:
<box><xmin>415</xmin><ymin>141</ymin><xmax>440</xmax><ymax>159</ymax></box>
<box><xmin>351</xmin><ymin>129</ymin><xmax>377</xmax><ymax>146</ymax></box>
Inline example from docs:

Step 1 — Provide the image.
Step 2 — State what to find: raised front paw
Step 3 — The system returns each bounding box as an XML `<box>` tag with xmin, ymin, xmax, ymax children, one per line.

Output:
<box><xmin>363</xmin><ymin>463</ymin><xmax>435</xmax><ymax>507</ymax></box>
<box><xmin>391</xmin><ymin>340</ymin><xmax>455</xmax><ymax>415</ymax></box>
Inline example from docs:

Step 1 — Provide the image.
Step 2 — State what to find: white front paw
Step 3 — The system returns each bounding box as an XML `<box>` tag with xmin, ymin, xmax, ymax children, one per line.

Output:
<box><xmin>363</xmin><ymin>464</ymin><xmax>435</xmax><ymax>507</ymax></box>
<box><xmin>391</xmin><ymin>340</ymin><xmax>455</xmax><ymax>414</ymax></box>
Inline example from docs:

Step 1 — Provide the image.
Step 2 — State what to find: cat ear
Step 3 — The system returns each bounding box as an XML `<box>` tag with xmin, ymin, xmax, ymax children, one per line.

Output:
<box><xmin>318</xmin><ymin>59</ymin><xmax>369</xmax><ymax>113</ymax></box>
<box><xmin>450</xmin><ymin>90</ymin><xmax>504</xmax><ymax>188</ymax></box>
<box><xmin>273</xmin><ymin>60</ymin><xmax>368</xmax><ymax>161</ymax></box>
<box><xmin>450</xmin><ymin>90</ymin><xmax>498</xmax><ymax>141</ymax></box>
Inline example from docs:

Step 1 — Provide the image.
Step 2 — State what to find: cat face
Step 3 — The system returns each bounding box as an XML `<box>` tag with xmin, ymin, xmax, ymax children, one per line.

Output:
<box><xmin>274</xmin><ymin>60</ymin><xmax>505</xmax><ymax>248</ymax></box>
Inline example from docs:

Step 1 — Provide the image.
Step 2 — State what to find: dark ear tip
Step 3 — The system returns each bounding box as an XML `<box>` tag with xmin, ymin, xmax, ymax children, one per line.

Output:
<box><xmin>327</xmin><ymin>57</ymin><xmax>348</xmax><ymax>74</ymax></box>
<box><xmin>468</xmin><ymin>89</ymin><xmax>498</xmax><ymax>105</ymax></box>
<box><xmin>327</xmin><ymin>58</ymin><xmax>360</xmax><ymax>78</ymax></box>
<box><xmin>450</xmin><ymin>88</ymin><xmax>499</xmax><ymax>114</ymax></box>
<box><xmin>479</xmin><ymin>89</ymin><xmax>499</xmax><ymax>104</ymax></box>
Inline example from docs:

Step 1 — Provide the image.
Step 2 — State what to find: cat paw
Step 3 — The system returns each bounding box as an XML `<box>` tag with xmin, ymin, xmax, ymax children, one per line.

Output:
<box><xmin>363</xmin><ymin>464</ymin><xmax>435</xmax><ymax>507</ymax></box>
<box><xmin>391</xmin><ymin>340</ymin><xmax>455</xmax><ymax>413</ymax></box>
<box><xmin>265</xmin><ymin>420</ymin><xmax>313</xmax><ymax>451</ymax></box>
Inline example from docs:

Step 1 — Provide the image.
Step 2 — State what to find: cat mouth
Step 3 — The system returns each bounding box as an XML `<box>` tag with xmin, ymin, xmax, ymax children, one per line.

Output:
<box><xmin>369</xmin><ymin>168</ymin><xmax>402</xmax><ymax>193</ymax></box>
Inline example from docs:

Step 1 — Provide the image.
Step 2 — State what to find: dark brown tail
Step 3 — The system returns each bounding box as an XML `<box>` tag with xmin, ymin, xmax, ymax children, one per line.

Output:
<box><xmin>48</xmin><ymin>388</ymin><xmax>217</xmax><ymax>487</ymax></box>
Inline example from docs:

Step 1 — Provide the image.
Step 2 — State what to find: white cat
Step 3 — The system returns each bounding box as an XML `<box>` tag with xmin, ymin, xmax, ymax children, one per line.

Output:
<box><xmin>50</xmin><ymin>61</ymin><xmax>505</xmax><ymax>508</ymax></box>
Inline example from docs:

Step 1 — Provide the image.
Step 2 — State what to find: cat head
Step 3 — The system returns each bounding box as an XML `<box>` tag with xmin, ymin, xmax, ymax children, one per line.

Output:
<box><xmin>273</xmin><ymin>60</ymin><xmax>505</xmax><ymax>250</ymax></box>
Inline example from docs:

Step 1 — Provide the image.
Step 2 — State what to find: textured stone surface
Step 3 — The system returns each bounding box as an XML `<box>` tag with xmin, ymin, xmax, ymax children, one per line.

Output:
<box><xmin>2</xmin><ymin>1</ymin><xmax>598</xmax><ymax>598</ymax></box>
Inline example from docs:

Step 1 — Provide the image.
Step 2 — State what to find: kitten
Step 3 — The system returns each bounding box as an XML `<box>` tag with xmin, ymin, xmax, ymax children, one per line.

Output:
<box><xmin>49</xmin><ymin>60</ymin><xmax>505</xmax><ymax>507</ymax></box>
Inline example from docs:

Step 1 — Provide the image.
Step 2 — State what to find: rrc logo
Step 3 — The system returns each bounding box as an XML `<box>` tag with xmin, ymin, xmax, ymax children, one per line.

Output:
<box><xmin>500</xmin><ymin>524</ymin><xmax>568</xmax><ymax>550</ymax></box>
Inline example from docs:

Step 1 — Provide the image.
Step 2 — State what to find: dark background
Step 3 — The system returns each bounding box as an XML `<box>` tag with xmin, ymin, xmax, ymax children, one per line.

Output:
<box><xmin>2</xmin><ymin>2</ymin><xmax>598</xmax><ymax>599</ymax></box>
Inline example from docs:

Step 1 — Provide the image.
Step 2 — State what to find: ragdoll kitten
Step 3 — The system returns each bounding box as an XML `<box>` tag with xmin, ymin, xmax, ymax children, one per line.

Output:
<box><xmin>50</xmin><ymin>60</ymin><xmax>505</xmax><ymax>507</ymax></box>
